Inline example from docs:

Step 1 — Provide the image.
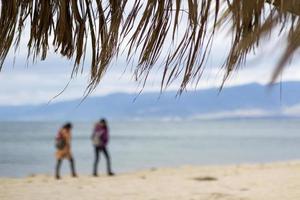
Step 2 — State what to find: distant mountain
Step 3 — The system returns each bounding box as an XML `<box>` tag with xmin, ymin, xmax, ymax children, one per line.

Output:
<box><xmin>1</xmin><ymin>82</ymin><xmax>300</xmax><ymax>121</ymax></box>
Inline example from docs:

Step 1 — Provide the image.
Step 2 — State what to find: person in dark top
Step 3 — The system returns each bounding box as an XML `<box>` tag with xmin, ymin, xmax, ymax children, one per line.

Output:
<box><xmin>91</xmin><ymin>119</ymin><xmax>114</xmax><ymax>176</ymax></box>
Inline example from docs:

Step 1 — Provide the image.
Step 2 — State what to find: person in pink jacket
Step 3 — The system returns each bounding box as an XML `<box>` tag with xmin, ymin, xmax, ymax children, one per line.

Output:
<box><xmin>91</xmin><ymin>119</ymin><xmax>114</xmax><ymax>176</ymax></box>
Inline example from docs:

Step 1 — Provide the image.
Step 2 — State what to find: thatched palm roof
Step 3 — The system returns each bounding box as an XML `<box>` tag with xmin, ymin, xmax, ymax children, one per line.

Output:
<box><xmin>0</xmin><ymin>0</ymin><xmax>299</xmax><ymax>93</ymax></box>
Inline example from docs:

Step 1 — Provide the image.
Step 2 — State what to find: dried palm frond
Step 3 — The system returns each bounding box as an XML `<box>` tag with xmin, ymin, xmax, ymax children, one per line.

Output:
<box><xmin>0</xmin><ymin>0</ymin><xmax>299</xmax><ymax>93</ymax></box>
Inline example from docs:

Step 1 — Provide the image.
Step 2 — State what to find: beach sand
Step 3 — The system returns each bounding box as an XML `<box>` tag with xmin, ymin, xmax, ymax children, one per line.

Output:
<box><xmin>1</xmin><ymin>161</ymin><xmax>300</xmax><ymax>200</ymax></box>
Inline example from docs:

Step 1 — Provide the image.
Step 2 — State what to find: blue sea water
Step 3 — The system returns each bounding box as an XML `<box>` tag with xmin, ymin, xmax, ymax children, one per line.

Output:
<box><xmin>0</xmin><ymin>119</ymin><xmax>300</xmax><ymax>177</ymax></box>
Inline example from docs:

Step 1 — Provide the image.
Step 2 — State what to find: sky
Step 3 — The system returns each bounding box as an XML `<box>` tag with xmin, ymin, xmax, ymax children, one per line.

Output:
<box><xmin>0</xmin><ymin>3</ymin><xmax>300</xmax><ymax>106</ymax></box>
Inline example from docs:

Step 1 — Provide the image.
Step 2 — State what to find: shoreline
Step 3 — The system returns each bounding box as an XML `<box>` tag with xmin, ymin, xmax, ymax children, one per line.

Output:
<box><xmin>1</xmin><ymin>161</ymin><xmax>300</xmax><ymax>199</ymax></box>
<box><xmin>1</xmin><ymin>159</ymin><xmax>299</xmax><ymax>179</ymax></box>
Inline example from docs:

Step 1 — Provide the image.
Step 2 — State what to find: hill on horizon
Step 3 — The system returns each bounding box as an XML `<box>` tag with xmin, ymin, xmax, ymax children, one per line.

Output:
<box><xmin>1</xmin><ymin>82</ymin><xmax>300</xmax><ymax>121</ymax></box>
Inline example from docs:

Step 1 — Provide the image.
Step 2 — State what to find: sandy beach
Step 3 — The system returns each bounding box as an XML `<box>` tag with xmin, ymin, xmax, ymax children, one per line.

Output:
<box><xmin>1</xmin><ymin>161</ymin><xmax>300</xmax><ymax>200</ymax></box>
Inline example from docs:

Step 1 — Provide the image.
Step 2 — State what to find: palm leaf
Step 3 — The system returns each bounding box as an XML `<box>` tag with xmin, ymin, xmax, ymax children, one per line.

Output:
<box><xmin>0</xmin><ymin>0</ymin><xmax>299</xmax><ymax>93</ymax></box>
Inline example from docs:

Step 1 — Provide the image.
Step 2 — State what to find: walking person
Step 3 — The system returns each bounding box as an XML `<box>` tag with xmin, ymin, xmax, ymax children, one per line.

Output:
<box><xmin>91</xmin><ymin>119</ymin><xmax>114</xmax><ymax>176</ymax></box>
<box><xmin>55</xmin><ymin>122</ymin><xmax>77</xmax><ymax>179</ymax></box>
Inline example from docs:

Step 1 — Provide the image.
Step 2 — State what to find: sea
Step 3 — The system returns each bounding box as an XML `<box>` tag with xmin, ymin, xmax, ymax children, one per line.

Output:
<box><xmin>0</xmin><ymin>119</ymin><xmax>300</xmax><ymax>177</ymax></box>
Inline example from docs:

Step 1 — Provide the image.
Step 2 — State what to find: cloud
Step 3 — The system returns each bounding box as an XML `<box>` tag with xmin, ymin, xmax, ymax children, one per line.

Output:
<box><xmin>191</xmin><ymin>109</ymin><xmax>275</xmax><ymax>120</ymax></box>
<box><xmin>282</xmin><ymin>104</ymin><xmax>300</xmax><ymax>117</ymax></box>
<box><xmin>0</xmin><ymin>61</ymin><xmax>298</xmax><ymax>106</ymax></box>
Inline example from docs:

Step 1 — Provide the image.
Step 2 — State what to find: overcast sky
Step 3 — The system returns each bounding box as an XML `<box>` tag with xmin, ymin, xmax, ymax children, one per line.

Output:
<box><xmin>1</xmin><ymin>4</ymin><xmax>300</xmax><ymax>106</ymax></box>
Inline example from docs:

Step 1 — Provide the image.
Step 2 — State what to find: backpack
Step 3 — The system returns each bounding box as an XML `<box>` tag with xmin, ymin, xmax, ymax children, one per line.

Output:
<box><xmin>55</xmin><ymin>132</ymin><xmax>66</xmax><ymax>150</ymax></box>
<box><xmin>92</xmin><ymin>130</ymin><xmax>103</xmax><ymax>147</ymax></box>
<box><xmin>92</xmin><ymin>124</ymin><xmax>105</xmax><ymax>147</ymax></box>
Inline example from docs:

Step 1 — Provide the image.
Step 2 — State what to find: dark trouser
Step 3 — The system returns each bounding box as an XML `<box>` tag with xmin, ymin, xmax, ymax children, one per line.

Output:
<box><xmin>93</xmin><ymin>146</ymin><xmax>112</xmax><ymax>175</ymax></box>
<box><xmin>55</xmin><ymin>157</ymin><xmax>76</xmax><ymax>178</ymax></box>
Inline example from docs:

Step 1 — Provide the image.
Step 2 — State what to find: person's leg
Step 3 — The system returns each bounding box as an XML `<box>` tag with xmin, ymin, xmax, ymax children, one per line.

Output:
<box><xmin>93</xmin><ymin>146</ymin><xmax>100</xmax><ymax>176</ymax></box>
<box><xmin>55</xmin><ymin>159</ymin><xmax>62</xmax><ymax>179</ymax></box>
<box><xmin>102</xmin><ymin>147</ymin><xmax>114</xmax><ymax>175</ymax></box>
<box><xmin>69</xmin><ymin>157</ymin><xmax>77</xmax><ymax>177</ymax></box>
